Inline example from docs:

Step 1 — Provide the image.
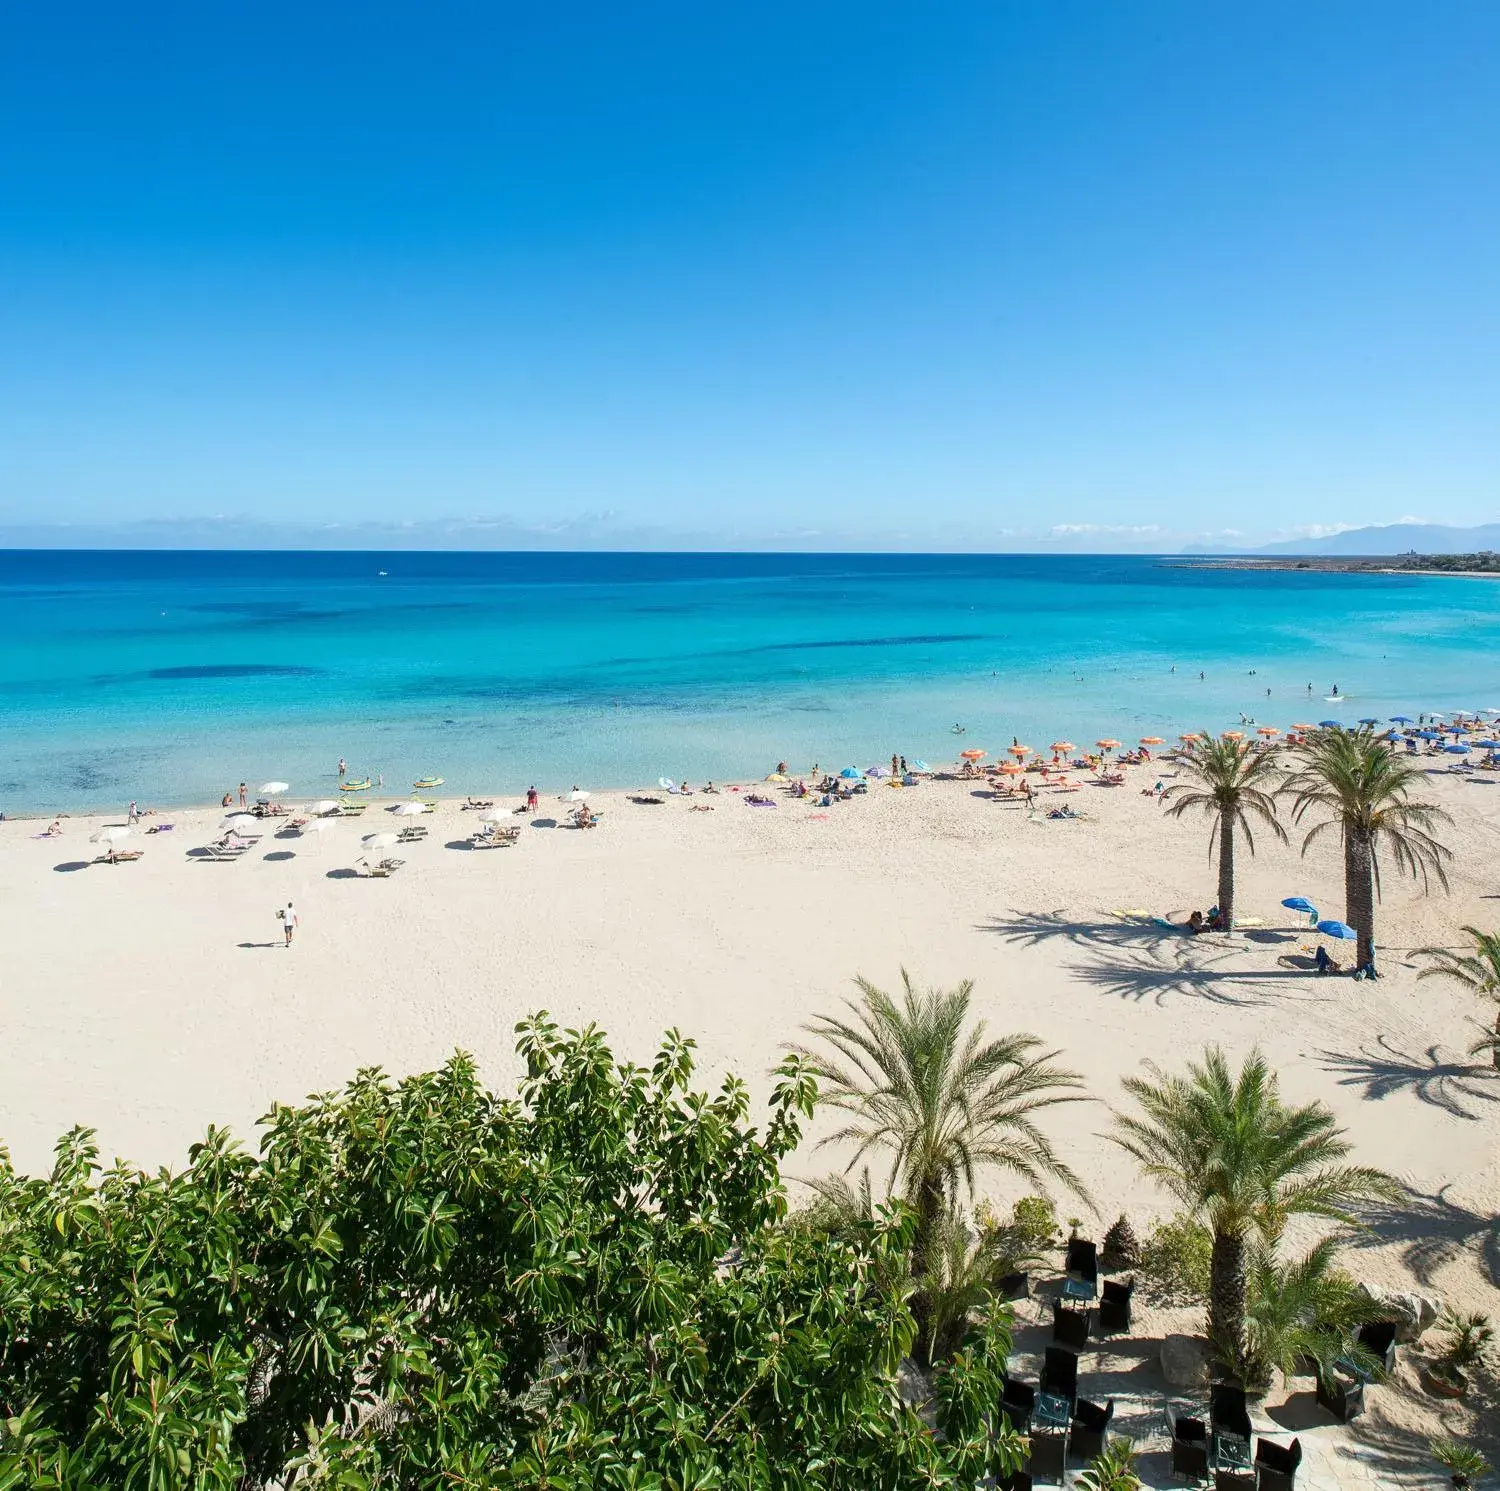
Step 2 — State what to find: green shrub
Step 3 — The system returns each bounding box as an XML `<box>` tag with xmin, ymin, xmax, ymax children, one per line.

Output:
<box><xmin>1010</xmin><ymin>1194</ymin><xmax>1061</xmax><ymax>1252</ymax></box>
<box><xmin>1137</xmin><ymin>1213</ymin><xmax>1212</xmax><ymax>1303</ymax></box>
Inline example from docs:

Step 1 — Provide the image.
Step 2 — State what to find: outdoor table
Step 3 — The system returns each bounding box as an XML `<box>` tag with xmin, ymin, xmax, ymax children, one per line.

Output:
<box><xmin>1033</xmin><ymin>1391</ymin><xmax>1071</xmax><ymax>1431</ymax></box>
<box><xmin>1213</xmin><ymin>1430</ymin><xmax>1254</xmax><ymax>1489</ymax></box>
<box><xmin>1061</xmin><ymin>1276</ymin><xmax>1096</xmax><ymax>1305</ymax></box>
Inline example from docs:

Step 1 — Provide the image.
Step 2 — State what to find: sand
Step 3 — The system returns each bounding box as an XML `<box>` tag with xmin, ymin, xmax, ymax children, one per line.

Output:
<box><xmin>3</xmin><ymin>755</ymin><xmax>1497</xmax><ymax>1473</ymax></box>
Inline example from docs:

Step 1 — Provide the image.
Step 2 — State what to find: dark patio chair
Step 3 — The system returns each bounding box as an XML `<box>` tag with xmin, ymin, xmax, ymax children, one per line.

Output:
<box><xmin>1070</xmin><ymin>1397</ymin><xmax>1114</xmax><ymax>1461</ymax></box>
<box><xmin>1213</xmin><ymin>1469</ymin><xmax>1254</xmax><ymax>1491</ymax></box>
<box><xmin>1315</xmin><ymin>1367</ymin><xmax>1364</xmax><ymax>1422</ymax></box>
<box><xmin>1355</xmin><ymin>1320</ymin><xmax>1397</xmax><ymax>1375</ymax></box>
<box><xmin>1040</xmin><ymin>1346</ymin><xmax>1077</xmax><ymax>1408</ymax></box>
<box><xmin>996</xmin><ymin>1270</ymin><xmax>1031</xmax><ymax>1301</ymax></box>
<box><xmin>1051</xmin><ymin>1296</ymin><xmax>1090</xmax><ymax>1350</ymax></box>
<box><xmin>1065</xmin><ymin>1237</ymin><xmax>1098</xmax><ymax>1289</ymax></box>
<box><xmin>1098</xmin><ymin>1276</ymin><xmax>1134</xmax><ymax>1333</ymax></box>
<box><xmin>1028</xmin><ymin>1431</ymin><xmax>1067</xmax><ymax>1486</ymax></box>
<box><xmin>1000</xmin><ymin>1375</ymin><xmax>1036</xmax><ymax>1432</ymax></box>
<box><xmin>1170</xmin><ymin>1416</ymin><xmax>1209</xmax><ymax>1482</ymax></box>
<box><xmin>1254</xmin><ymin>1435</ymin><xmax>1302</xmax><ymax>1491</ymax></box>
<box><xmin>1209</xmin><ymin>1382</ymin><xmax>1251</xmax><ymax>1442</ymax></box>
<box><xmin>996</xmin><ymin>1471</ymin><xmax>1032</xmax><ymax>1491</ymax></box>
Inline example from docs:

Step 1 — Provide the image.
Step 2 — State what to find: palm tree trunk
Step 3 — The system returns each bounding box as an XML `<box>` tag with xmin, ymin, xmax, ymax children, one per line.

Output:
<box><xmin>1208</xmin><ymin>1229</ymin><xmax>1247</xmax><ymax>1377</ymax></box>
<box><xmin>1345</xmin><ymin>828</ymin><xmax>1377</xmax><ymax>969</ymax></box>
<box><xmin>1217</xmin><ymin>808</ymin><xmax>1236</xmax><ymax>928</ymax></box>
<box><xmin>909</xmin><ymin>1177</ymin><xmax>946</xmax><ymax>1367</ymax></box>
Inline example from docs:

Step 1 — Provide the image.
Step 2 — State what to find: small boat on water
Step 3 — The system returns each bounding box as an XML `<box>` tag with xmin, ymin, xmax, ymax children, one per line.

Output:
<box><xmin>413</xmin><ymin>776</ymin><xmax>445</xmax><ymax>790</ymax></box>
<box><xmin>340</xmin><ymin>778</ymin><xmax>373</xmax><ymax>793</ymax></box>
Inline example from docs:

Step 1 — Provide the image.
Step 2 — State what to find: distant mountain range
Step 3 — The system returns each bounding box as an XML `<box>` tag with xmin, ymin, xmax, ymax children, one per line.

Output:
<box><xmin>1182</xmin><ymin>522</ymin><xmax>1500</xmax><ymax>557</ymax></box>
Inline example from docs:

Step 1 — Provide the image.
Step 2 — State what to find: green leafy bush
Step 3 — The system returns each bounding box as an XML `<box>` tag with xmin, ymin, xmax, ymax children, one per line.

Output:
<box><xmin>0</xmin><ymin>1016</ymin><xmax>1024</xmax><ymax>1488</ymax></box>
<box><xmin>1137</xmin><ymin>1213</ymin><xmax>1213</xmax><ymax>1303</ymax></box>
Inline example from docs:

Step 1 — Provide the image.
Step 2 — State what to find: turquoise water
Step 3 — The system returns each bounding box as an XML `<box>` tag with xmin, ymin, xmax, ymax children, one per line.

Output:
<box><xmin>3</xmin><ymin>550</ymin><xmax>1498</xmax><ymax>813</ymax></box>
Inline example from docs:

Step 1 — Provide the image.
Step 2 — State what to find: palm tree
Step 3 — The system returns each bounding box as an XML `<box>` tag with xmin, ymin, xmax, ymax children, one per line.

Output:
<box><xmin>1163</xmin><ymin>734</ymin><xmax>1286</xmax><ymax>929</ymax></box>
<box><xmin>1283</xmin><ymin>727</ymin><xmax>1452</xmax><ymax>969</ymax></box>
<box><xmin>1110</xmin><ymin>1047</ymin><xmax>1396</xmax><ymax>1377</ymax></box>
<box><xmin>796</xmin><ymin>972</ymin><xmax>1088</xmax><ymax>1298</ymax></box>
<box><xmin>1416</xmin><ymin>926</ymin><xmax>1500</xmax><ymax>1071</ymax></box>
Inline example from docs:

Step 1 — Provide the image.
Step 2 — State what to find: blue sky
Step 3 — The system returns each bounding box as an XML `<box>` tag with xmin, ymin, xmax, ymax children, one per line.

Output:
<box><xmin>1</xmin><ymin>2</ymin><xmax>1496</xmax><ymax>549</ymax></box>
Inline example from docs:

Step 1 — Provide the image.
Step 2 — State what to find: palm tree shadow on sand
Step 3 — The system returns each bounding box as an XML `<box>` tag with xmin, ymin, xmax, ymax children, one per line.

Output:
<box><xmin>1318</xmin><ymin>1034</ymin><xmax>1500</xmax><ymax>1122</ymax></box>
<box><xmin>1063</xmin><ymin>942</ymin><xmax>1318</xmax><ymax>1009</ymax></box>
<box><xmin>1344</xmin><ymin>1181</ymin><xmax>1500</xmax><ymax>1290</ymax></box>
<box><xmin>980</xmin><ymin>908</ymin><xmax>1182</xmax><ymax>951</ymax></box>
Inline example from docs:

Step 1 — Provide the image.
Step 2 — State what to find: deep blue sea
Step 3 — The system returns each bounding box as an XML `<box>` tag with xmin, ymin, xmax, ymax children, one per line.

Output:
<box><xmin>3</xmin><ymin>550</ymin><xmax>1499</xmax><ymax>814</ymax></box>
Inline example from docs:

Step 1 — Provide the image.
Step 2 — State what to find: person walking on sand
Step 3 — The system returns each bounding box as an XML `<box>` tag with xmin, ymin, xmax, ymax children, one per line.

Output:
<box><xmin>338</xmin><ymin>757</ymin><xmax>346</xmax><ymax>778</ymax></box>
<box><xmin>127</xmin><ymin>800</ymin><xmax>139</xmax><ymax>825</ymax></box>
<box><xmin>279</xmin><ymin>901</ymin><xmax>298</xmax><ymax>948</ymax></box>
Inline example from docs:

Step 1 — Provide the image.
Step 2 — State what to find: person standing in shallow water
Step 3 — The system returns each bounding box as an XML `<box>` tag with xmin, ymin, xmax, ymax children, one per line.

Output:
<box><xmin>337</xmin><ymin>757</ymin><xmax>346</xmax><ymax>778</ymax></box>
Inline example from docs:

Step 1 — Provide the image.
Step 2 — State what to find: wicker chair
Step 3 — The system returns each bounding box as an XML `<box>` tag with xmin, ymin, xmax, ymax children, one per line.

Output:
<box><xmin>1254</xmin><ymin>1435</ymin><xmax>1302</xmax><ymax>1491</ymax></box>
<box><xmin>1000</xmin><ymin>1375</ymin><xmax>1036</xmax><ymax>1433</ymax></box>
<box><xmin>1098</xmin><ymin>1276</ymin><xmax>1134</xmax><ymax>1333</ymax></box>
<box><xmin>1051</xmin><ymin>1296</ymin><xmax>1090</xmax><ymax>1350</ymax></box>
<box><xmin>1040</xmin><ymin>1346</ymin><xmax>1077</xmax><ymax>1408</ymax></box>
<box><xmin>1170</xmin><ymin>1415</ymin><xmax>1209</xmax><ymax>1482</ymax></box>
<box><xmin>1069</xmin><ymin>1397</ymin><xmax>1114</xmax><ymax>1461</ymax></box>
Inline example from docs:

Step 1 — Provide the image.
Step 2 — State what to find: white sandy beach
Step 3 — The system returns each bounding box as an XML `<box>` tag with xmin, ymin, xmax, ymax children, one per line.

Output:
<box><xmin>3</xmin><ymin>754</ymin><xmax>1498</xmax><ymax>1475</ymax></box>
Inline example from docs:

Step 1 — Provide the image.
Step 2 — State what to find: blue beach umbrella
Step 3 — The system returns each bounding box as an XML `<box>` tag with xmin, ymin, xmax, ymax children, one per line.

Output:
<box><xmin>910</xmin><ymin>760</ymin><xmax>930</xmax><ymax>772</ymax></box>
<box><xmin>1357</xmin><ymin>717</ymin><xmax>1381</xmax><ymax>725</ymax></box>
<box><xmin>1389</xmin><ymin>715</ymin><xmax>1413</xmax><ymax>724</ymax></box>
<box><xmin>1282</xmin><ymin>896</ymin><xmax>1319</xmax><ymax>925</ymax></box>
<box><xmin>1416</xmin><ymin>729</ymin><xmax>1440</xmax><ymax>740</ymax></box>
<box><xmin>1444</xmin><ymin>744</ymin><xmax>1471</xmax><ymax>755</ymax></box>
<box><xmin>1318</xmin><ymin>719</ymin><xmax>1343</xmax><ymax>729</ymax></box>
<box><xmin>1317</xmin><ymin>919</ymin><xmax>1358</xmax><ymax>941</ymax></box>
<box><xmin>839</xmin><ymin>766</ymin><xmax>863</xmax><ymax>780</ymax></box>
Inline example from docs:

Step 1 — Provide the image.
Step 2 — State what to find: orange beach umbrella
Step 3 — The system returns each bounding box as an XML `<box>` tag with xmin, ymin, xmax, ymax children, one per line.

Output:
<box><xmin>1179</xmin><ymin>731</ymin><xmax>1205</xmax><ymax>742</ymax></box>
<box><xmin>1256</xmin><ymin>726</ymin><xmax>1280</xmax><ymax>737</ymax></box>
<box><xmin>1051</xmin><ymin>740</ymin><xmax>1075</xmax><ymax>753</ymax></box>
<box><xmin>1221</xmin><ymin>730</ymin><xmax>1244</xmax><ymax>740</ymax></box>
<box><xmin>1291</xmin><ymin>722</ymin><xmax>1316</xmax><ymax>732</ymax></box>
<box><xmin>1139</xmin><ymin>736</ymin><xmax>1164</xmax><ymax>745</ymax></box>
<box><xmin>998</xmin><ymin>761</ymin><xmax>1024</xmax><ymax>774</ymax></box>
<box><xmin>1008</xmin><ymin>744</ymin><xmax>1032</xmax><ymax>757</ymax></box>
<box><xmin>959</xmin><ymin>748</ymin><xmax>986</xmax><ymax>760</ymax></box>
<box><xmin>1096</xmin><ymin>738</ymin><xmax>1121</xmax><ymax>750</ymax></box>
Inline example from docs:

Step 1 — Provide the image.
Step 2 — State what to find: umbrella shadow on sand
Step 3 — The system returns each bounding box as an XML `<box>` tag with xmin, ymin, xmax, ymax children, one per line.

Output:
<box><xmin>325</xmin><ymin>867</ymin><xmax>361</xmax><ymax>880</ymax></box>
<box><xmin>263</xmin><ymin>850</ymin><xmax>295</xmax><ymax>862</ymax></box>
<box><xmin>530</xmin><ymin>818</ymin><xmax>558</xmax><ymax>829</ymax></box>
<box><xmin>53</xmin><ymin>860</ymin><xmax>93</xmax><ymax>873</ymax></box>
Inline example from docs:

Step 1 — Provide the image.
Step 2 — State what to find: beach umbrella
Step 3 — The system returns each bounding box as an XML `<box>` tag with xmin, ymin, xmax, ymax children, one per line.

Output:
<box><xmin>1221</xmin><ymin>730</ymin><xmax>1244</xmax><ymax>740</ymax></box>
<box><xmin>309</xmin><ymin>799</ymin><xmax>340</xmax><ymax>815</ymax></box>
<box><xmin>1443</xmin><ymin>744</ymin><xmax>1471</xmax><ymax>755</ymax></box>
<box><xmin>1416</xmin><ymin>729</ymin><xmax>1440</xmax><ymax>740</ymax></box>
<box><xmin>361</xmin><ymin>831</ymin><xmax>399</xmax><ymax>850</ymax></box>
<box><xmin>1052</xmin><ymin>740</ymin><xmax>1075</xmax><ymax>753</ymax></box>
<box><xmin>1281</xmin><ymin>895</ymin><xmax>1319</xmax><ymax>925</ymax></box>
<box><xmin>1256</xmin><ymin>726</ymin><xmax>1280</xmax><ymax>737</ymax></box>
<box><xmin>1357</xmin><ymin>717</ymin><xmax>1381</xmax><ymax>726</ymax></box>
<box><xmin>865</xmin><ymin>765</ymin><xmax>890</xmax><ymax>778</ymax></box>
<box><xmin>1139</xmin><ymin>735</ymin><xmax>1164</xmax><ymax>745</ymax></box>
<box><xmin>91</xmin><ymin>825</ymin><xmax>132</xmax><ymax>844</ymax></box>
<box><xmin>658</xmin><ymin>776</ymin><xmax>675</xmax><ymax>790</ymax></box>
<box><xmin>301</xmin><ymin>818</ymin><xmax>333</xmax><ymax>836</ymax></box>
<box><xmin>1291</xmin><ymin>722</ymin><xmax>1316</xmax><ymax>731</ymax></box>
<box><xmin>1316</xmin><ymin>919</ymin><xmax>1358</xmax><ymax>941</ymax></box>
<box><xmin>1096</xmin><ymin>738</ymin><xmax>1120</xmax><ymax>750</ymax></box>
<box><xmin>998</xmin><ymin>761</ymin><xmax>1024</xmax><ymax>774</ymax></box>
<box><xmin>1389</xmin><ymin>715</ymin><xmax>1413</xmax><ymax>724</ymax></box>
<box><xmin>910</xmin><ymin>760</ymin><xmax>930</xmax><ymax>772</ymax></box>
<box><xmin>569</xmin><ymin>789</ymin><xmax>591</xmax><ymax>802</ymax></box>
<box><xmin>960</xmin><ymin>748</ymin><xmax>988</xmax><ymax>761</ymax></box>
<box><xmin>222</xmin><ymin>815</ymin><xmax>259</xmax><ymax>830</ymax></box>
<box><xmin>479</xmin><ymin>808</ymin><xmax>512</xmax><ymax>823</ymax></box>
<box><xmin>1179</xmin><ymin>731</ymin><xmax>1205</xmax><ymax>742</ymax></box>
<box><xmin>1318</xmin><ymin>720</ymin><xmax>1343</xmax><ymax>729</ymax></box>
<box><xmin>839</xmin><ymin>766</ymin><xmax>863</xmax><ymax>779</ymax></box>
<box><xmin>259</xmin><ymin>781</ymin><xmax>290</xmax><ymax>795</ymax></box>
<box><xmin>1427</xmin><ymin>711</ymin><xmax>1446</xmax><ymax>720</ymax></box>
<box><xmin>392</xmin><ymin>800</ymin><xmax>427</xmax><ymax>815</ymax></box>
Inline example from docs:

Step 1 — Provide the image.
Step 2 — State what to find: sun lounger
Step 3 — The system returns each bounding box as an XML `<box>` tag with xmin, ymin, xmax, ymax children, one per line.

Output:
<box><xmin>397</xmin><ymin>825</ymin><xmax>429</xmax><ymax>842</ymax></box>
<box><xmin>96</xmin><ymin>850</ymin><xmax>144</xmax><ymax>864</ymax></box>
<box><xmin>201</xmin><ymin>841</ymin><xmax>249</xmax><ymax>859</ymax></box>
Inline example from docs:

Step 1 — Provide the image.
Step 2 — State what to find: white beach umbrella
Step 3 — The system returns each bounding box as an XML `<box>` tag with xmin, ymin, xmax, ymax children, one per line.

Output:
<box><xmin>361</xmin><ymin>831</ymin><xmax>399</xmax><ymax>850</ymax></box>
<box><xmin>658</xmin><ymin>776</ymin><xmax>675</xmax><ymax>790</ymax></box>
<box><xmin>479</xmin><ymin>808</ymin><xmax>511</xmax><ymax>823</ymax></box>
<box><xmin>91</xmin><ymin>825</ymin><xmax>132</xmax><ymax>844</ymax></box>
<box><xmin>222</xmin><ymin>815</ymin><xmax>259</xmax><ymax>830</ymax></box>
<box><xmin>301</xmin><ymin>818</ymin><xmax>334</xmax><ymax>834</ymax></box>
<box><xmin>392</xmin><ymin>800</ymin><xmax>426</xmax><ymax>816</ymax></box>
<box><xmin>308</xmin><ymin>799</ymin><xmax>340</xmax><ymax>815</ymax></box>
<box><xmin>260</xmin><ymin>781</ymin><xmax>290</xmax><ymax>795</ymax></box>
<box><xmin>569</xmin><ymin>789</ymin><xmax>590</xmax><ymax>802</ymax></box>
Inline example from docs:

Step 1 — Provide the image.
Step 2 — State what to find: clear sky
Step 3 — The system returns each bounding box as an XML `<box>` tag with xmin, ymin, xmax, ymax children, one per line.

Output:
<box><xmin>2</xmin><ymin>2</ymin><xmax>1496</xmax><ymax>549</ymax></box>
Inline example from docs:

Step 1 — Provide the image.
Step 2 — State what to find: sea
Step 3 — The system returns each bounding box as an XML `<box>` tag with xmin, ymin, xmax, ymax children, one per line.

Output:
<box><xmin>3</xmin><ymin>549</ymin><xmax>1499</xmax><ymax>815</ymax></box>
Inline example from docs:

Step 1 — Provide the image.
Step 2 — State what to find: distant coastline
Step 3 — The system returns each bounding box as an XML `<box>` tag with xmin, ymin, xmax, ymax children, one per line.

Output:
<box><xmin>1177</xmin><ymin>552</ymin><xmax>1500</xmax><ymax>578</ymax></box>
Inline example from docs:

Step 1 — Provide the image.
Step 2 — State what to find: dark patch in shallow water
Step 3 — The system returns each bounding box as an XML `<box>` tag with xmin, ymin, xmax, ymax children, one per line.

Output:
<box><xmin>146</xmin><ymin>664</ymin><xmax>325</xmax><ymax>680</ymax></box>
